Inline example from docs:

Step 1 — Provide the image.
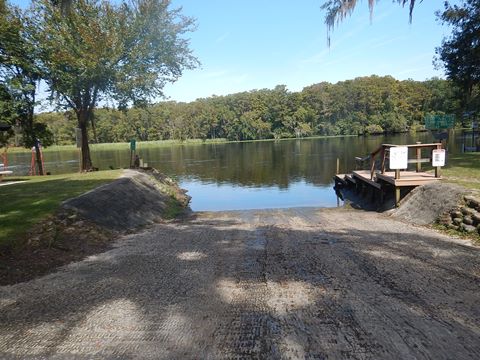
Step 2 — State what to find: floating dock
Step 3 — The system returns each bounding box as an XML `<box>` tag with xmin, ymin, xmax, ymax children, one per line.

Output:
<box><xmin>334</xmin><ymin>143</ymin><xmax>444</xmax><ymax>206</ymax></box>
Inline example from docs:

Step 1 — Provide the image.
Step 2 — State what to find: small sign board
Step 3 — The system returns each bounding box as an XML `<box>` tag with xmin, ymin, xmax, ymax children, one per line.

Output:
<box><xmin>75</xmin><ymin>128</ymin><xmax>82</xmax><ymax>148</ymax></box>
<box><xmin>424</xmin><ymin>114</ymin><xmax>455</xmax><ymax>130</ymax></box>
<box><xmin>389</xmin><ymin>146</ymin><xmax>408</xmax><ymax>170</ymax></box>
<box><xmin>130</xmin><ymin>139</ymin><xmax>136</xmax><ymax>151</ymax></box>
<box><xmin>432</xmin><ymin>149</ymin><xmax>446</xmax><ymax>167</ymax></box>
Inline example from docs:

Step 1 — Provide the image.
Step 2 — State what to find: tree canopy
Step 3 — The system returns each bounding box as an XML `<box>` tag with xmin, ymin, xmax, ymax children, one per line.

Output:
<box><xmin>436</xmin><ymin>0</ymin><xmax>480</xmax><ymax>117</ymax></box>
<box><xmin>35</xmin><ymin>75</ymin><xmax>460</xmax><ymax>145</ymax></box>
<box><xmin>0</xmin><ymin>0</ymin><xmax>53</xmax><ymax>173</ymax></box>
<box><xmin>29</xmin><ymin>0</ymin><xmax>198</xmax><ymax>170</ymax></box>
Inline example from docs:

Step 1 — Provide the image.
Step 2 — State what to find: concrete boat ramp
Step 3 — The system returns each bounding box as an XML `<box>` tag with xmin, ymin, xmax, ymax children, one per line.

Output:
<box><xmin>1</xmin><ymin>208</ymin><xmax>478</xmax><ymax>359</ymax></box>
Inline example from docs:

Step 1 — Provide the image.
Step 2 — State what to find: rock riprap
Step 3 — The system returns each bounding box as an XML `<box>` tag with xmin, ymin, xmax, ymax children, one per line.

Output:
<box><xmin>439</xmin><ymin>195</ymin><xmax>480</xmax><ymax>235</ymax></box>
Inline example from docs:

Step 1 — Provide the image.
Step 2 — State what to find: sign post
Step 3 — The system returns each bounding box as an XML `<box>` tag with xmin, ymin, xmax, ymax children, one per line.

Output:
<box><xmin>432</xmin><ymin>147</ymin><xmax>446</xmax><ymax>178</ymax></box>
<box><xmin>389</xmin><ymin>146</ymin><xmax>408</xmax><ymax>179</ymax></box>
<box><xmin>129</xmin><ymin>139</ymin><xmax>136</xmax><ymax>168</ymax></box>
<box><xmin>432</xmin><ymin>149</ymin><xmax>446</xmax><ymax>167</ymax></box>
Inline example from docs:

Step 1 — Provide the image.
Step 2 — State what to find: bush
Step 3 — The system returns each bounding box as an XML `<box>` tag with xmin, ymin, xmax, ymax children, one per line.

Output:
<box><xmin>365</xmin><ymin>124</ymin><xmax>384</xmax><ymax>135</ymax></box>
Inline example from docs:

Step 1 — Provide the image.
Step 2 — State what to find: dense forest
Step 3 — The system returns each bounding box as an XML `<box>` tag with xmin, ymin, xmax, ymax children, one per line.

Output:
<box><xmin>36</xmin><ymin>75</ymin><xmax>461</xmax><ymax>146</ymax></box>
<box><xmin>1</xmin><ymin>0</ymin><xmax>478</xmax><ymax>173</ymax></box>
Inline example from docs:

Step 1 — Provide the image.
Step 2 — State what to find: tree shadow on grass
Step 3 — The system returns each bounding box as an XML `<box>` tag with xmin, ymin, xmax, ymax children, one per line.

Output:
<box><xmin>0</xmin><ymin>178</ymin><xmax>122</xmax><ymax>285</ymax></box>
<box><xmin>0</xmin><ymin>211</ymin><xmax>479</xmax><ymax>359</ymax></box>
<box><xmin>0</xmin><ymin>177</ymin><xmax>119</xmax><ymax>243</ymax></box>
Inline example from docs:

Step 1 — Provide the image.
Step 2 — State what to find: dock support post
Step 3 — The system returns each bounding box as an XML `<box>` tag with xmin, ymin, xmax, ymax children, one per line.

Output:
<box><xmin>380</xmin><ymin>148</ymin><xmax>386</xmax><ymax>174</ymax></box>
<box><xmin>395</xmin><ymin>187</ymin><xmax>400</xmax><ymax>207</ymax></box>
<box><xmin>416</xmin><ymin>142</ymin><xmax>421</xmax><ymax>172</ymax></box>
<box><xmin>435</xmin><ymin>143</ymin><xmax>442</xmax><ymax>178</ymax></box>
<box><xmin>336</xmin><ymin>158</ymin><xmax>340</xmax><ymax>175</ymax></box>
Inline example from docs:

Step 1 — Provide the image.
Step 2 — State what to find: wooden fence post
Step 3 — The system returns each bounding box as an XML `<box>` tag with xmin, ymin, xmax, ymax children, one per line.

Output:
<box><xmin>380</xmin><ymin>147</ymin><xmax>386</xmax><ymax>174</ymax></box>
<box><xmin>435</xmin><ymin>143</ymin><xmax>442</xmax><ymax>178</ymax></box>
<box><xmin>395</xmin><ymin>187</ymin><xmax>401</xmax><ymax>207</ymax></box>
<box><xmin>416</xmin><ymin>142</ymin><xmax>421</xmax><ymax>172</ymax></box>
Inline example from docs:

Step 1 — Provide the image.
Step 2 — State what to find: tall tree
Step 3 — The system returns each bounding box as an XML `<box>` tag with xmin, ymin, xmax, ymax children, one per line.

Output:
<box><xmin>30</xmin><ymin>0</ymin><xmax>198</xmax><ymax>170</ymax></box>
<box><xmin>0</xmin><ymin>0</ymin><xmax>51</xmax><ymax>174</ymax></box>
<box><xmin>0</xmin><ymin>83</ymin><xmax>15</xmax><ymax>146</ymax></box>
<box><xmin>436</xmin><ymin>0</ymin><xmax>480</xmax><ymax>119</ymax></box>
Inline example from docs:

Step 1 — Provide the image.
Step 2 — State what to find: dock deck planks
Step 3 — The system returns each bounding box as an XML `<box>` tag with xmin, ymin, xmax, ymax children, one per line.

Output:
<box><xmin>351</xmin><ymin>170</ymin><xmax>440</xmax><ymax>187</ymax></box>
<box><xmin>376</xmin><ymin>171</ymin><xmax>441</xmax><ymax>186</ymax></box>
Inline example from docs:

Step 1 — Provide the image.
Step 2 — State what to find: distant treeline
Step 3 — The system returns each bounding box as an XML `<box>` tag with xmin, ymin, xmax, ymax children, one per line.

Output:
<box><xmin>38</xmin><ymin>75</ymin><xmax>461</xmax><ymax>145</ymax></box>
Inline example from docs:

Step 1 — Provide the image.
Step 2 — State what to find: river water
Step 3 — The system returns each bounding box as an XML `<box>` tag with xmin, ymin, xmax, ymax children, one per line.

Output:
<box><xmin>6</xmin><ymin>132</ymin><xmax>464</xmax><ymax>211</ymax></box>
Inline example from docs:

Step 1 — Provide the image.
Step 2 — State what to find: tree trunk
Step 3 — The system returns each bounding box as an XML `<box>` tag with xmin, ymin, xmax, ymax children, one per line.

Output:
<box><xmin>90</xmin><ymin>112</ymin><xmax>98</xmax><ymax>144</ymax></box>
<box><xmin>27</xmin><ymin>110</ymin><xmax>44</xmax><ymax>175</ymax></box>
<box><xmin>33</xmin><ymin>141</ymin><xmax>44</xmax><ymax>175</ymax></box>
<box><xmin>77</xmin><ymin>109</ymin><xmax>93</xmax><ymax>171</ymax></box>
<box><xmin>27</xmin><ymin>87</ymin><xmax>43</xmax><ymax>175</ymax></box>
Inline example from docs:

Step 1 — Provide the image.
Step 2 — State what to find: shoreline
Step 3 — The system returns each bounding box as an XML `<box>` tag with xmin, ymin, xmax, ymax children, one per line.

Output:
<box><xmin>3</xmin><ymin>127</ymin><xmax>473</xmax><ymax>154</ymax></box>
<box><xmin>3</xmin><ymin>134</ymin><xmax>359</xmax><ymax>153</ymax></box>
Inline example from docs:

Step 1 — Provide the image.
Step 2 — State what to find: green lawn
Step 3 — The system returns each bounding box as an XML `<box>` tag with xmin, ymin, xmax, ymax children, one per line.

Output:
<box><xmin>4</xmin><ymin>134</ymin><xmax>356</xmax><ymax>153</ymax></box>
<box><xmin>4</xmin><ymin>139</ymin><xmax>229</xmax><ymax>153</ymax></box>
<box><xmin>443</xmin><ymin>152</ymin><xmax>480</xmax><ymax>190</ymax></box>
<box><xmin>0</xmin><ymin>170</ymin><xmax>122</xmax><ymax>249</ymax></box>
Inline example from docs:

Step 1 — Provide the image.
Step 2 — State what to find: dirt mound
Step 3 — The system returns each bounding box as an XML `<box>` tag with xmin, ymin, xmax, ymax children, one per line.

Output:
<box><xmin>391</xmin><ymin>182</ymin><xmax>468</xmax><ymax>225</ymax></box>
<box><xmin>0</xmin><ymin>169</ymin><xmax>191</xmax><ymax>285</ymax></box>
<box><xmin>62</xmin><ymin>169</ymin><xmax>190</xmax><ymax>231</ymax></box>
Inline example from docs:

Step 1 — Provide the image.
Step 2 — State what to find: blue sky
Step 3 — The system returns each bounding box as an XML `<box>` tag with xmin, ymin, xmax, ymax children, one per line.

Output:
<box><xmin>12</xmin><ymin>0</ymin><xmax>457</xmax><ymax>103</ymax></box>
<box><xmin>162</xmin><ymin>0</ymin><xmax>456</xmax><ymax>102</ymax></box>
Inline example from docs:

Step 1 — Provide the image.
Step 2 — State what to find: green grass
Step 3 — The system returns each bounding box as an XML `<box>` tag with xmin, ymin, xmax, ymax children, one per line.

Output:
<box><xmin>3</xmin><ymin>139</ymin><xmax>229</xmax><ymax>153</ymax></box>
<box><xmin>0</xmin><ymin>170</ymin><xmax>122</xmax><ymax>248</ymax></box>
<box><xmin>431</xmin><ymin>223</ymin><xmax>480</xmax><ymax>245</ymax></box>
<box><xmin>3</xmin><ymin>134</ymin><xmax>357</xmax><ymax>153</ymax></box>
<box><xmin>443</xmin><ymin>152</ymin><xmax>480</xmax><ymax>190</ymax></box>
<box><xmin>163</xmin><ymin>197</ymin><xmax>185</xmax><ymax>220</ymax></box>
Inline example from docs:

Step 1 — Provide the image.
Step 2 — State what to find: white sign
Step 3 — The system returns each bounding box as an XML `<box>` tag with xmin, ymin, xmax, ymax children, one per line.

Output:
<box><xmin>389</xmin><ymin>146</ymin><xmax>408</xmax><ymax>170</ymax></box>
<box><xmin>432</xmin><ymin>149</ymin><xmax>446</xmax><ymax>167</ymax></box>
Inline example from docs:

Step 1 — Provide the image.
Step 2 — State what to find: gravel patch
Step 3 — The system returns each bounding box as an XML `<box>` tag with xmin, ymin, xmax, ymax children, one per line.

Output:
<box><xmin>1</xmin><ymin>208</ymin><xmax>478</xmax><ymax>359</ymax></box>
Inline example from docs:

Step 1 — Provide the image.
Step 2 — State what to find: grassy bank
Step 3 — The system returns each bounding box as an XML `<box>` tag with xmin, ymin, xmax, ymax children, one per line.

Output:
<box><xmin>3</xmin><ymin>134</ymin><xmax>357</xmax><ymax>153</ymax></box>
<box><xmin>443</xmin><ymin>152</ymin><xmax>480</xmax><ymax>191</ymax></box>
<box><xmin>2</xmin><ymin>138</ymin><xmax>228</xmax><ymax>153</ymax></box>
<box><xmin>0</xmin><ymin>170</ymin><xmax>122</xmax><ymax>249</ymax></box>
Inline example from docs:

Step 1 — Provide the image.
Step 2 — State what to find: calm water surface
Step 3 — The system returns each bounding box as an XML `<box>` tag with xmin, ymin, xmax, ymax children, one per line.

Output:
<box><xmin>7</xmin><ymin>133</ymin><xmax>463</xmax><ymax>210</ymax></box>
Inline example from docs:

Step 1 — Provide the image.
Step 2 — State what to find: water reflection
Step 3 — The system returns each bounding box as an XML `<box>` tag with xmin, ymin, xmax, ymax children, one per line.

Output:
<box><xmin>182</xmin><ymin>179</ymin><xmax>339</xmax><ymax>211</ymax></box>
<box><xmin>6</xmin><ymin>132</ymin><xmax>462</xmax><ymax>210</ymax></box>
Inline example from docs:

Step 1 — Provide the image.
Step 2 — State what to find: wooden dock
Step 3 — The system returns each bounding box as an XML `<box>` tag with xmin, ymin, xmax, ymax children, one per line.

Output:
<box><xmin>334</xmin><ymin>143</ymin><xmax>444</xmax><ymax>207</ymax></box>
